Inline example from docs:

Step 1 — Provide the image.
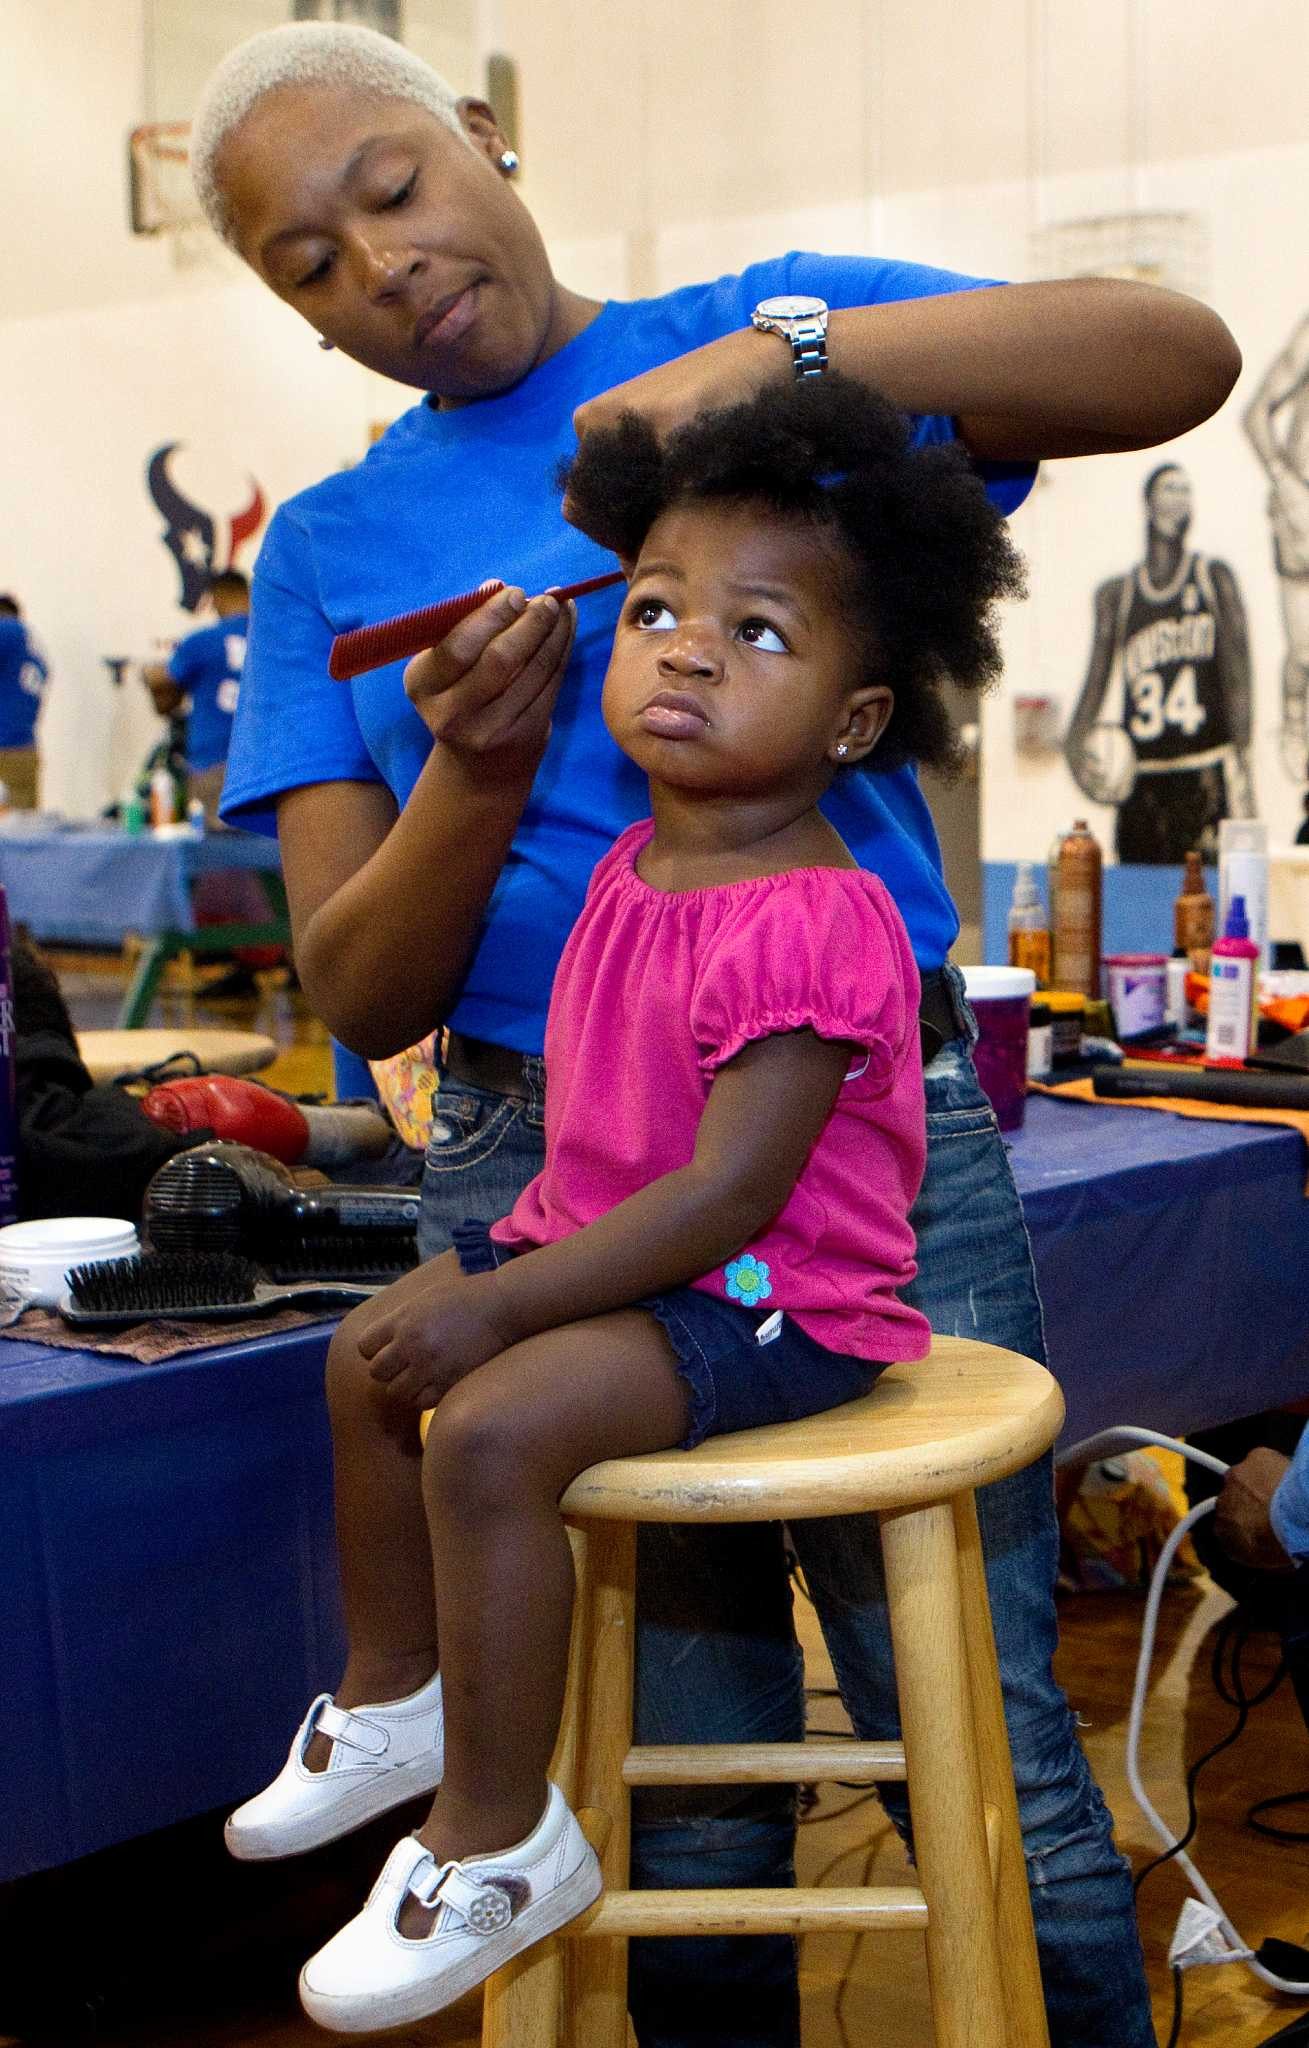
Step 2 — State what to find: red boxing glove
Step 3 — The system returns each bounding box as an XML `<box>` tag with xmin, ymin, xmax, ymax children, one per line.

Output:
<box><xmin>141</xmin><ymin>1076</ymin><xmax>311</xmax><ymax>1165</ymax></box>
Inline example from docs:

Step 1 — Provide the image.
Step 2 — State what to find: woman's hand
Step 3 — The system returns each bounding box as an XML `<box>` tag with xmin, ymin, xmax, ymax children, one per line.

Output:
<box><xmin>402</xmin><ymin>583</ymin><xmax>577</xmax><ymax>772</ymax></box>
<box><xmin>566</xmin><ymin>329</ymin><xmax>780</xmax><ymax>526</ymax></box>
<box><xmin>357</xmin><ymin>1269</ymin><xmax>517</xmax><ymax>1411</ymax></box>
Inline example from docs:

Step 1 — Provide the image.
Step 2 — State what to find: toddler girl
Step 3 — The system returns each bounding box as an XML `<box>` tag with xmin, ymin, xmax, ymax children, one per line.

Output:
<box><xmin>225</xmin><ymin>372</ymin><xmax>1025</xmax><ymax>2032</ymax></box>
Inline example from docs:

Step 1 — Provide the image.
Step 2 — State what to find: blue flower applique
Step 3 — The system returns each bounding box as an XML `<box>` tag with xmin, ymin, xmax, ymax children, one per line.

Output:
<box><xmin>724</xmin><ymin>1253</ymin><xmax>772</xmax><ymax>1305</ymax></box>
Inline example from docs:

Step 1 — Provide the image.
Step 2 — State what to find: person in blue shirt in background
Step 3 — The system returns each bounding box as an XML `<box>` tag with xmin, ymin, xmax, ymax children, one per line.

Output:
<box><xmin>144</xmin><ymin>569</ymin><xmax>278</xmax><ymax>1000</ymax></box>
<box><xmin>143</xmin><ymin>569</ymin><xmax>249</xmax><ymax>822</ymax></box>
<box><xmin>0</xmin><ymin>594</ymin><xmax>49</xmax><ymax>810</ymax></box>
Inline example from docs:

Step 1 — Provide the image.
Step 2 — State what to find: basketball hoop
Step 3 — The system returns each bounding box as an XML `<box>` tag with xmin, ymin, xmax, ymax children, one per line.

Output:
<box><xmin>127</xmin><ymin>121</ymin><xmax>229</xmax><ymax>273</ymax></box>
<box><xmin>128</xmin><ymin>121</ymin><xmax>199</xmax><ymax>235</ymax></box>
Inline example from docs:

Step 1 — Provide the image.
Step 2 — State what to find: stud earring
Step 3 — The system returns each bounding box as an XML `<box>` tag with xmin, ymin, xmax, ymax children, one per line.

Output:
<box><xmin>498</xmin><ymin>148</ymin><xmax>520</xmax><ymax>176</ymax></box>
<box><xmin>317</xmin><ymin>336</ymin><xmax>336</xmax><ymax>352</ymax></box>
<box><xmin>835</xmin><ymin>741</ymin><xmax>849</xmax><ymax>759</ymax></box>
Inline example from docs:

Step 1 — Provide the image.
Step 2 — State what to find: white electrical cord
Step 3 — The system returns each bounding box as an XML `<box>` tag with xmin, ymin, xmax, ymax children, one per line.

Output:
<box><xmin>1061</xmin><ymin>1424</ymin><xmax>1309</xmax><ymax>1997</ymax></box>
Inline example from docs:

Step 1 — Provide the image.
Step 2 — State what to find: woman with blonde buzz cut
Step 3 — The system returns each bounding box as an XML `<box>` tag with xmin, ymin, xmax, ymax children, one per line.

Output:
<box><xmin>191</xmin><ymin>21</ymin><xmax>1239</xmax><ymax>2043</ymax></box>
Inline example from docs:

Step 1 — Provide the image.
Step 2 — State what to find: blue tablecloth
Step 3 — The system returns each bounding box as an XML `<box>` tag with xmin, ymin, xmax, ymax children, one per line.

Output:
<box><xmin>1010</xmin><ymin>1094</ymin><xmax>1309</xmax><ymax>1444</ymax></box>
<box><xmin>7</xmin><ymin>1093</ymin><xmax>1309</xmax><ymax>1879</ymax></box>
<box><xmin>1</xmin><ymin>1323</ymin><xmax>342</xmax><ymax>1881</ymax></box>
<box><xmin>0</xmin><ymin>821</ymin><xmax>282</xmax><ymax>944</ymax></box>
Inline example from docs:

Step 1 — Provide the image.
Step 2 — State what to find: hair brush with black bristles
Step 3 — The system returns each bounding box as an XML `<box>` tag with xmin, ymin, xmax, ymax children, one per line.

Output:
<box><xmin>59</xmin><ymin>1251</ymin><xmax>386</xmax><ymax>1329</ymax></box>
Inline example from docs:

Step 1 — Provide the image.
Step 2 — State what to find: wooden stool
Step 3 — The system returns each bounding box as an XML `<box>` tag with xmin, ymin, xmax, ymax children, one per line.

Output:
<box><xmin>482</xmin><ymin>1334</ymin><xmax>1063</xmax><ymax>2048</ymax></box>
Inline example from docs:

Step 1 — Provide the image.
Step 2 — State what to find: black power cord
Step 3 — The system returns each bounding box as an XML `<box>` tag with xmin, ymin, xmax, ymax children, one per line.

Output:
<box><xmin>1163</xmin><ymin>1965</ymin><xmax>1184</xmax><ymax>2048</ymax></box>
<box><xmin>1255</xmin><ymin>2014</ymin><xmax>1309</xmax><ymax>2046</ymax></box>
<box><xmin>1249</xmin><ymin>1788</ymin><xmax>1309</xmax><ymax>1844</ymax></box>
<box><xmin>1132</xmin><ymin>1607</ymin><xmax>1285</xmax><ymax>1900</ymax></box>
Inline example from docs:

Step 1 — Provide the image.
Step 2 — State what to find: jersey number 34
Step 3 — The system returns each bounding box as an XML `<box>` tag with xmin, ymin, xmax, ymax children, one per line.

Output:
<box><xmin>1128</xmin><ymin>664</ymin><xmax>1206</xmax><ymax>744</ymax></box>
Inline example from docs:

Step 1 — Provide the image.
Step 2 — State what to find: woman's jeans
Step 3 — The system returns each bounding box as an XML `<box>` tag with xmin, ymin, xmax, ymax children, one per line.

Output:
<box><xmin>417</xmin><ymin>1004</ymin><xmax>1155</xmax><ymax>2048</ymax></box>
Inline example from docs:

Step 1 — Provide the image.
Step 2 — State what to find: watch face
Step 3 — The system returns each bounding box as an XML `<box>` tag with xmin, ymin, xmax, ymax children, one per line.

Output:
<box><xmin>755</xmin><ymin>295</ymin><xmax>827</xmax><ymax>321</ymax></box>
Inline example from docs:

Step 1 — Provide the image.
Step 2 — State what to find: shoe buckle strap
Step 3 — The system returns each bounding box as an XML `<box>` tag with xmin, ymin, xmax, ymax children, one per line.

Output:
<box><xmin>408</xmin><ymin>1857</ymin><xmax>515</xmax><ymax>1934</ymax></box>
<box><xmin>313</xmin><ymin>1700</ymin><xmax>389</xmax><ymax>1758</ymax></box>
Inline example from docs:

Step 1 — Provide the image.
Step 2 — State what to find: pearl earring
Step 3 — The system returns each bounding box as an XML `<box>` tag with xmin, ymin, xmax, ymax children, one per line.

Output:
<box><xmin>498</xmin><ymin>148</ymin><xmax>520</xmax><ymax>176</ymax></box>
<box><xmin>835</xmin><ymin>741</ymin><xmax>849</xmax><ymax>759</ymax></box>
<box><xmin>317</xmin><ymin>336</ymin><xmax>336</xmax><ymax>352</ymax></box>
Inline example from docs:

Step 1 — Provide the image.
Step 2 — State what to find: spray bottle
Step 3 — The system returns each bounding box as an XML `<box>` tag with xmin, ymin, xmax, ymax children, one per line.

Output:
<box><xmin>1217</xmin><ymin>819</ymin><xmax>1269</xmax><ymax>971</ymax></box>
<box><xmin>1205</xmin><ymin>894</ymin><xmax>1260</xmax><ymax>1066</ymax></box>
<box><xmin>1007</xmin><ymin>862</ymin><xmax>1052</xmax><ymax>985</ymax></box>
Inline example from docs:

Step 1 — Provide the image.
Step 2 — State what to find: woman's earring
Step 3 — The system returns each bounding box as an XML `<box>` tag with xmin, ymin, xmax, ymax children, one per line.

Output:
<box><xmin>835</xmin><ymin>741</ymin><xmax>849</xmax><ymax>759</ymax></box>
<box><xmin>317</xmin><ymin>336</ymin><xmax>336</xmax><ymax>352</ymax></box>
<box><xmin>498</xmin><ymin>149</ymin><xmax>520</xmax><ymax>176</ymax></box>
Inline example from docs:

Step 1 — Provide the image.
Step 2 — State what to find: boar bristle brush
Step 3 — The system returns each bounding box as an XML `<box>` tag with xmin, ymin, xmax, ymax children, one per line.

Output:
<box><xmin>328</xmin><ymin>569</ymin><xmax>625</xmax><ymax>682</ymax></box>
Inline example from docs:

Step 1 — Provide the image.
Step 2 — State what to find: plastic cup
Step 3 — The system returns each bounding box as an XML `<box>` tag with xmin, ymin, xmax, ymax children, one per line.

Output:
<box><xmin>962</xmin><ymin>966</ymin><xmax>1038</xmax><ymax>1132</ymax></box>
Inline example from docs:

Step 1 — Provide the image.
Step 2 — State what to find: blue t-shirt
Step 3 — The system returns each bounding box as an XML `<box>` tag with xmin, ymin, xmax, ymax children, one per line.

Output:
<box><xmin>169</xmin><ymin>614</ymin><xmax>248</xmax><ymax>771</ymax></box>
<box><xmin>1273</xmin><ymin>1434</ymin><xmax>1309</xmax><ymax>1563</ymax></box>
<box><xmin>223</xmin><ymin>253</ymin><xmax>1034</xmax><ymax>1053</ymax></box>
<box><xmin>0</xmin><ymin>617</ymin><xmax>48</xmax><ymax>749</ymax></box>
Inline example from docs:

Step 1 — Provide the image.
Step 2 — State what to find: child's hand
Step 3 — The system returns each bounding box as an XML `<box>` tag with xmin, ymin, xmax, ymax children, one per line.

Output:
<box><xmin>356</xmin><ymin>1273</ymin><xmax>515</xmax><ymax>1410</ymax></box>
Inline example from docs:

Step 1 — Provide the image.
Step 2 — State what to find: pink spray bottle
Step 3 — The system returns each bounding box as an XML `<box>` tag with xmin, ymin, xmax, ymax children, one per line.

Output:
<box><xmin>1204</xmin><ymin>893</ymin><xmax>1260</xmax><ymax>1067</ymax></box>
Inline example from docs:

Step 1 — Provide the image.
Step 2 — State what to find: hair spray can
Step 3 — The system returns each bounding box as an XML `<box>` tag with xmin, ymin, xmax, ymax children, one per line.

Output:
<box><xmin>1053</xmin><ymin>820</ymin><xmax>1103</xmax><ymax>998</ymax></box>
<box><xmin>0</xmin><ymin>887</ymin><xmax>19</xmax><ymax>1223</ymax></box>
<box><xmin>1218</xmin><ymin>819</ymin><xmax>1269</xmax><ymax>971</ymax></box>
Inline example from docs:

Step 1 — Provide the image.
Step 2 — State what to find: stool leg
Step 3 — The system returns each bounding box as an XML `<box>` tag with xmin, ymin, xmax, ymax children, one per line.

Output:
<box><xmin>881</xmin><ymin>1499</ymin><xmax>1007</xmax><ymax>2048</ymax></box>
<box><xmin>119</xmin><ymin>934</ymin><xmax>171</xmax><ymax>1028</ymax></box>
<box><xmin>482</xmin><ymin>1527</ymin><xmax>595</xmax><ymax>2048</ymax></box>
<box><xmin>953</xmin><ymin>1490</ymin><xmax>1050</xmax><ymax>2048</ymax></box>
<box><xmin>564</xmin><ymin>1517</ymin><xmax>636</xmax><ymax>2048</ymax></box>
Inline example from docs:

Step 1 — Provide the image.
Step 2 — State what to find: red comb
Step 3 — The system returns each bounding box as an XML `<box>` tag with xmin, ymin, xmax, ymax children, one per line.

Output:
<box><xmin>328</xmin><ymin>569</ymin><xmax>626</xmax><ymax>682</ymax></box>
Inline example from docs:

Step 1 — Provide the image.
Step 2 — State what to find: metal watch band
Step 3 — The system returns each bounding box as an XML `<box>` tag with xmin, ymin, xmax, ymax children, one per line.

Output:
<box><xmin>789</xmin><ymin>322</ymin><xmax>828</xmax><ymax>380</ymax></box>
<box><xmin>753</xmin><ymin>308</ymin><xmax>829</xmax><ymax>382</ymax></box>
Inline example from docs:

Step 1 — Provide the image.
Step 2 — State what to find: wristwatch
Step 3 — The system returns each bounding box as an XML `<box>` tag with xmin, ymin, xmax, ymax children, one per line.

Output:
<box><xmin>750</xmin><ymin>295</ymin><xmax>829</xmax><ymax>381</ymax></box>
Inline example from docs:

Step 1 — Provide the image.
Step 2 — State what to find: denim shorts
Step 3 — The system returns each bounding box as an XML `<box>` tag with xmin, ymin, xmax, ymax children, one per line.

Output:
<box><xmin>451</xmin><ymin>1219</ymin><xmax>885</xmax><ymax>1451</ymax></box>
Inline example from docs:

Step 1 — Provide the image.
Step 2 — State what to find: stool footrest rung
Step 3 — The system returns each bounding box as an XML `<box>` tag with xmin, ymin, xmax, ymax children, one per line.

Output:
<box><xmin>622</xmin><ymin>1740</ymin><xmax>906</xmax><ymax>1785</ymax></box>
<box><xmin>570</xmin><ymin>1884</ymin><xmax>928</xmax><ymax>1937</ymax></box>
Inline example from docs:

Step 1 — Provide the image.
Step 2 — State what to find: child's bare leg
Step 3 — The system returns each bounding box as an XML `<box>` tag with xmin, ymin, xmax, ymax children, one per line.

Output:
<box><xmin>408</xmin><ymin>1308</ymin><xmax>689</xmax><ymax>1887</ymax></box>
<box><xmin>306</xmin><ymin>1249</ymin><xmax>466</xmax><ymax>1766</ymax></box>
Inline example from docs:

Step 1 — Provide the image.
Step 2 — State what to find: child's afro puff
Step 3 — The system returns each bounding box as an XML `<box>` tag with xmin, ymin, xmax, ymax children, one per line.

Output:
<box><xmin>561</xmin><ymin>373</ymin><xmax>1027</xmax><ymax>774</ymax></box>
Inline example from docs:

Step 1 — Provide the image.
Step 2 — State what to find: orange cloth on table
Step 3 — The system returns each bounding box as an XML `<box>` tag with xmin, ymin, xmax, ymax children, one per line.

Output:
<box><xmin>1184</xmin><ymin>970</ymin><xmax>1309</xmax><ymax>1035</ymax></box>
<box><xmin>1029</xmin><ymin>1074</ymin><xmax>1309</xmax><ymax>1194</ymax></box>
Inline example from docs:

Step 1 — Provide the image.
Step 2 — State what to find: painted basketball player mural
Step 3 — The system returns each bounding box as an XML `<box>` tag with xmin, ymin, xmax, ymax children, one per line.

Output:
<box><xmin>1065</xmin><ymin>463</ymin><xmax>1254</xmax><ymax>863</ymax></box>
<box><xmin>1244</xmin><ymin>309</ymin><xmax>1309</xmax><ymax>786</ymax></box>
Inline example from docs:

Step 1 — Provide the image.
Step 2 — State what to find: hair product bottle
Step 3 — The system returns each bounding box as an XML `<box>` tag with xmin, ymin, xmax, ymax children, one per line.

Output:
<box><xmin>1007</xmin><ymin>862</ymin><xmax>1052</xmax><ymax>986</ymax></box>
<box><xmin>1205</xmin><ymin>893</ymin><xmax>1260</xmax><ymax>1065</ymax></box>
<box><xmin>1174</xmin><ymin>849</ymin><xmax>1215</xmax><ymax>973</ymax></box>
<box><xmin>0</xmin><ymin>886</ymin><xmax>18</xmax><ymax>1224</ymax></box>
<box><xmin>1046</xmin><ymin>829</ymin><xmax>1066</xmax><ymax>981</ymax></box>
<box><xmin>1218</xmin><ymin>819</ymin><xmax>1269</xmax><ymax>971</ymax></box>
<box><xmin>1053</xmin><ymin>820</ymin><xmax>1103</xmax><ymax>998</ymax></box>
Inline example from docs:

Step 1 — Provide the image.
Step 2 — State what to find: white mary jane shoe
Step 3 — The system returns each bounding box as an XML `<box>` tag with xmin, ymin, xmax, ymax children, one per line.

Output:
<box><xmin>224</xmin><ymin>1670</ymin><xmax>444</xmax><ymax>1861</ymax></box>
<box><xmin>298</xmin><ymin>1782</ymin><xmax>602</xmax><ymax>2033</ymax></box>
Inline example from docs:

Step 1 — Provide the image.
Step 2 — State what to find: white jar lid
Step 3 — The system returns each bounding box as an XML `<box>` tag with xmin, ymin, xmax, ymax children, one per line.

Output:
<box><xmin>0</xmin><ymin>1217</ymin><xmax>138</xmax><ymax>1255</ymax></box>
<box><xmin>962</xmin><ymin>966</ymin><xmax>1038</xmax><ymax>1001</ymax></box>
